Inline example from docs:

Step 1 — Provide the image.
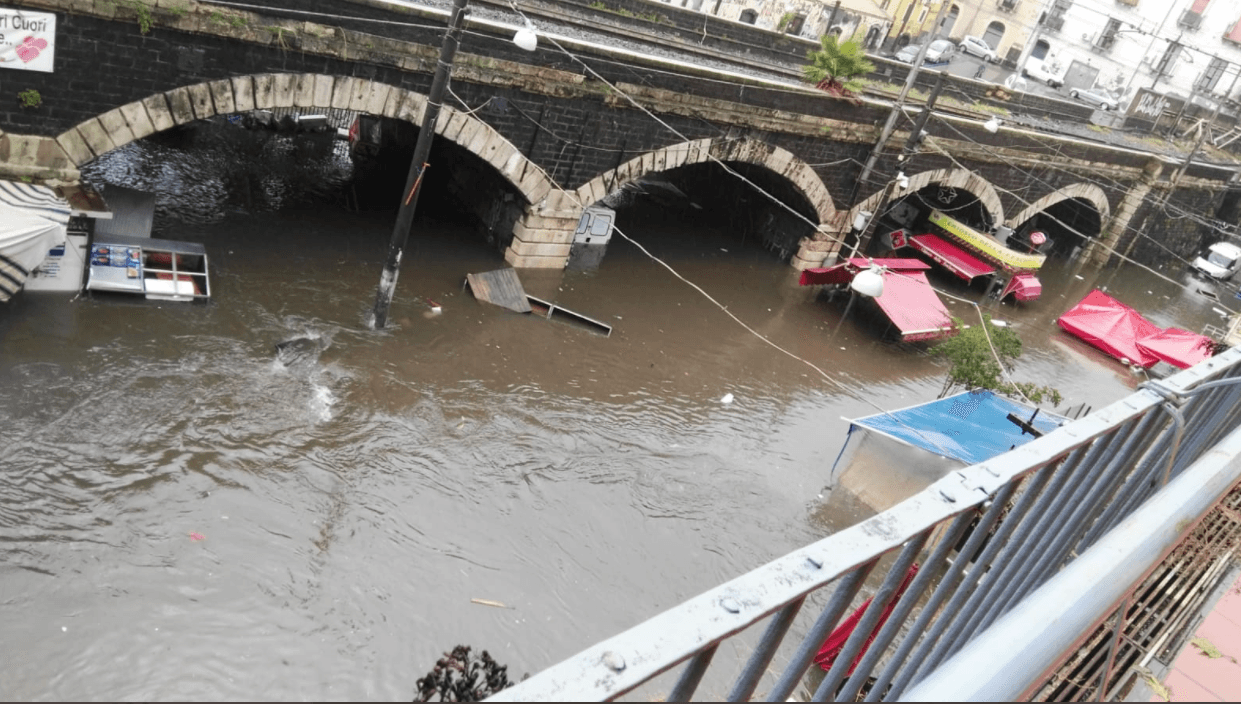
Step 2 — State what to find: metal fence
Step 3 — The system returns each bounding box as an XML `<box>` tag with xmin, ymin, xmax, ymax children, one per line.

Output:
<box><xmin>488</xmin><ymin>346</ymin><xmax>1241</xmax><ymax>701</ymax></box>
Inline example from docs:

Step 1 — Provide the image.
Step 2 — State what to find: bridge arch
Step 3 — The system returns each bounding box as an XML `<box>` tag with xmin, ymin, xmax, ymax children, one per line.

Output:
<box><xmin>1005</xmin><ymin>183</ymin><xmax>1110</xmax><ymax>230</ymax></box>
<box><xmin>53</xmin><ymin>73</ymin><xmax>557</xmax><ymax>207</ymax></box>
<box><xmin>1003</xmin><ymin>183</ymin><xmax>1110</xmax><ymax>256</ymax></box>
<box><xmin>849</xmin><ymin>167</ymin><xmax>1005</xmax><ymax>232</ymax></box>
<box><xmin>572</xmin><ymin>138</ymin><xmax>837</xmax><ymax>225</ymax></box>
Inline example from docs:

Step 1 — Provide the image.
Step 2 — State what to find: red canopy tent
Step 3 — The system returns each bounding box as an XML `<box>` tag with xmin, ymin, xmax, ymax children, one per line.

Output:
<box><xmin>1058</xmin><ymin>290</ymin><xmax>1214</xmax><ymax>369</ymax></box>
<box><xmin>906</xmin><ymin>234</ymin><xmax>996</xmax><ymax>282</ymax></box>
<box><xmin>872</xmin><ymin>270</ymin><xmax>955</xmax><ymax>341</ymax></box>
<box><xmin>1137</xmin><ymin>328</ymin><xmax>1216</xmax><ymax>370</ymax></box>
<box><xmin>800</xmin><ymin>259</ymin><xmax>955</xmax><ymax>341</ymax></box>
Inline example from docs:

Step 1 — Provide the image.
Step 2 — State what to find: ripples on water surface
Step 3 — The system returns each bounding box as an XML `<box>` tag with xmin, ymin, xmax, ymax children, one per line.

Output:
<box><xmin>0</xmin><ymin>126</ymin><xmax>1230</xmax><ymax>699</ymax></box>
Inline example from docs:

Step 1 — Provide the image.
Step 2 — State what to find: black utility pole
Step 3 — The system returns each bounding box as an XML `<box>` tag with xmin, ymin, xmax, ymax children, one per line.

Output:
<box><xmin>852</xmin><ymin>71</ymin><xmax>948</xmax><ymax>257</ymax></box>
<box><xmin>371</xmin><ymin>0</ymin><xmax>471</xmax><ymax>330</ymax></box>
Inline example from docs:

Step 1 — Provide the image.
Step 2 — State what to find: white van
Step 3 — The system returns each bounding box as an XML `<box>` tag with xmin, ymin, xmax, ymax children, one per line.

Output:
<box><xmin>1021</xmin><ymin>59</ymin><xmax>1066</xmax><ymax>89</ymax></box>
<box><xmin>1193</xmin><ymin>242</ymin><xmax>1241</xmax><ymax>280</ymax></box>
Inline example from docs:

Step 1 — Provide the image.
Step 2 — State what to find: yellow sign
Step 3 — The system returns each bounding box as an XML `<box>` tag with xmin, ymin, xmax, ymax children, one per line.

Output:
<box><xmin>928</xmin><ymin>210</ymin><xmax>1045</xmax><ymax>271</ymax></box>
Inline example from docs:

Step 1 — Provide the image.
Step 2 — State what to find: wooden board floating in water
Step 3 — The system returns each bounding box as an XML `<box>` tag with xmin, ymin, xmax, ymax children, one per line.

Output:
<box><xmin>465</xmin><ymin>268</ymin><xmax>532</xmax><ymax>313</ymax></box>
<box><xmin>528</xmin><ymin>295</ymin><xmax>613</xmax><ymax>337</ymax></box>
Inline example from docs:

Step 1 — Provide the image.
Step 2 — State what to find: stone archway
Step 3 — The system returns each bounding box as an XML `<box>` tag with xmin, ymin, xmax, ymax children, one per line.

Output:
<box><xmin>49</xmin><ymin>73</ymin><xmax>557</xmax><ymax>208</ymax></box>
<box><xmin>792</xmin><ymin>167</ymin><xmax>1006</xmax><ymax>269</ymax></box>
<box><xmin>573</xmin><ymin>138</ymin><xmax>837</xmax><ymax>225</ymax></box>
<box><xmin>1006</xmin><ymin>183</ymin><xmax>1110</xmax><ymax>230</ymax></box>
<box><xmin>848</xmin><ymin>168</ymin><xmax>1006</xmax><ymax>230</ymax></box>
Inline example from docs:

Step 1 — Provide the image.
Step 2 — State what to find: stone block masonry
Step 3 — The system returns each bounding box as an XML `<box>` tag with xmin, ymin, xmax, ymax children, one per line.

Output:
<box><xmin>1</xmin><ymin>0</ymin><xmax>1236</xmax><ymax>274</ymax></box>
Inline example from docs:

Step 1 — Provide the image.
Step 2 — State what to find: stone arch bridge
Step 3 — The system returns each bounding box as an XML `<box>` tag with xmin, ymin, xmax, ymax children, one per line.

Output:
<box><xmin>1</xmin><ymin>0</ymin><xmax>1234</xmax><ymax>272</ymax></box>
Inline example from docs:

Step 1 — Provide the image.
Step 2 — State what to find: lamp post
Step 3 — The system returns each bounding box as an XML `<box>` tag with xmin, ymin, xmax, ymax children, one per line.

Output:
<box><xmin>370</xmin><ymin>0</ymin><xmax>472</xmax><ymax>329</ymax></box>
<box><xmin>850</xmin><ymin>0</ymin><xmax>950</xmax><ymax>197</ymax></box>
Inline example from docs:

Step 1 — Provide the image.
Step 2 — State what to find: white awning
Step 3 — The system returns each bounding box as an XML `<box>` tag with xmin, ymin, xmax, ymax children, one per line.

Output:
<box><xmin>0</xmin><ymin>180</ymin><xmax>71</xmax><ymax>302</ymax></box>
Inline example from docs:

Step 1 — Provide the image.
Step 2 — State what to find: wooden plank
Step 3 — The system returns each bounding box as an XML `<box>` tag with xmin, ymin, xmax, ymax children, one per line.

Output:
<box><xmin>466</xmin><ymin>268</ymin><xmax>531</xmax><ymax>313</ymax></box>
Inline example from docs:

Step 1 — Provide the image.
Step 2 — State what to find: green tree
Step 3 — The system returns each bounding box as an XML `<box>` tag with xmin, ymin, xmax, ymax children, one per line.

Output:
<box><xmin>803</xmin><ymin>35</ymin><xmax>874</xmax><ymax>100</ymax></box>
<box><xmin>933</xmin><ymin>316</ymin><xmax>1062</xmax><ymax>406</ymax></box>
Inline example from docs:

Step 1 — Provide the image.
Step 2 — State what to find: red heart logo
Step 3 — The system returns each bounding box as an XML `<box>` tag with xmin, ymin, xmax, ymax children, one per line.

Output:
<box><xmin>15</xmin><ymin>36</ymin><xmax>48</xmax><ymax>64</ymax></box>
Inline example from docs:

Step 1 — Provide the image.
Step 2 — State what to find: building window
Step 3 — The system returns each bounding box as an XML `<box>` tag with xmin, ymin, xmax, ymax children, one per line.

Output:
<box><xmin>1181</xmin><ymin>1</ymin><xmax>1208</xmax><ymax>29</ymax></box>
<box><xmin>998</xmin><ymin>0</ymin><xmax>1018</xmax><ymax>11</ymax></box>
<box><xmin>918</xmin><ymin>7</ymin><xmax>929</xmax><ymax>24</ymax></box>
<box><xmin>1044</xmin><ymin>0</ymin><xmax>1072</xmax><ymax>32</ymax></box>
<box><xmin>1228</xmin><ymin>16</ymin><xmax>1241</xmax><ymax>44</ymax></box>
<box><xmin>784</xmin><ymin>12</ymin><xmax>806</xmax><ymax>34</ymax></box>
<box><xmin>1154</xmin><ymin>41</ymin><xmax>1183</xmax><ymax>75</ymax></box>
<box><xmin>739</xmin><ymin>8</ymin><xmax>757</xmax><ymax>23</ymax></box>
<box><xmin>1198</xmin><ymin>57</ymin><xmax>1229</xmax><ymax>91</ymax></box>
<box><xmin>1097</xmin><ymin>18</ymin><xmax>1121</xmax><ymax>49</ymax></box>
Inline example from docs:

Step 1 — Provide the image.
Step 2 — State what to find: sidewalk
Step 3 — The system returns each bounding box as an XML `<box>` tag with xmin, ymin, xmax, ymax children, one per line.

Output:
<box><xmin>1147</xmin><ymin>568</ymin><xmax>1241</xmax><ymax>702</ymax></box>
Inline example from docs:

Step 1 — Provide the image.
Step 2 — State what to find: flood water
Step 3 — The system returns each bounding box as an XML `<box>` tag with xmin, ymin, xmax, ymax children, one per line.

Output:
<box><xmin>0</xmin><ymin>125</ymin><xmax>1231</xmax><ymax>700</ymax></box>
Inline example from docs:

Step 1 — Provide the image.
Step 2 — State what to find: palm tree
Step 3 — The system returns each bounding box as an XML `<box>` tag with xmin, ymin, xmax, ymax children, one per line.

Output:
<box><xmin>803</xmin><ymin>35</ymin><xmax>875</xmax><ymax>101</ymax></box>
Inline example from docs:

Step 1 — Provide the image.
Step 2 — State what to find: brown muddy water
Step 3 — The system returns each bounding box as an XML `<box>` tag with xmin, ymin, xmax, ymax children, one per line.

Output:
<box><xmin>0</xmin><ymin>127</ymin><xmax>1231</xmax><ymax>699</ymax></box>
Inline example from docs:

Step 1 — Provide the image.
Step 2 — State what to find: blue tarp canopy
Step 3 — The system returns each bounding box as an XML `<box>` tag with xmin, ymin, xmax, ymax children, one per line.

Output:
<box><xmin>849</xmin><ymin>390</ymin><xmax>1066</xmax><ymax>465</ymax></box>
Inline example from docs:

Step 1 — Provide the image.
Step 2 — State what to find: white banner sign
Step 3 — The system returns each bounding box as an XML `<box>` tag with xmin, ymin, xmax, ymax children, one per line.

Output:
<box><xmin>0</xmin><ymin>9</ymin><xmax>55</xmax><ymax>73</ymax></box>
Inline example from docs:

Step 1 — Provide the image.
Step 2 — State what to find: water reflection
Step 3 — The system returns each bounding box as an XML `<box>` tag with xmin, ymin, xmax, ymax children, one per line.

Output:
<box><xmin>0</xmin><ymin>126</ymin><xmax>1231</xmax><ymax>699</ymax></box>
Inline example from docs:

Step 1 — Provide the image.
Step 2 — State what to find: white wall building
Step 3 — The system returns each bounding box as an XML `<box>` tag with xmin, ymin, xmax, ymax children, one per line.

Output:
<box><xmin>938</xmin><ymin>0</ymin><xmax>1043</xmax><ymax>67</ymax></box>
<box><xmin>1025</xmin><ymin>0</ymin><xmax>1241</xmax><ymax>113</ymax></box>
<box><xmin>701</xmin><ymin>0</ymin><xmax>893</xmax><ymax>49</ymax></box>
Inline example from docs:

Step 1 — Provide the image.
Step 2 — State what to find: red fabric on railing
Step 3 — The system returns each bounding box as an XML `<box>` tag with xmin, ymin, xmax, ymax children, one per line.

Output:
<box><xmin>814</xmin><ymin>564</ymin><xmax>920</xmax><ymax>675</ymax></box>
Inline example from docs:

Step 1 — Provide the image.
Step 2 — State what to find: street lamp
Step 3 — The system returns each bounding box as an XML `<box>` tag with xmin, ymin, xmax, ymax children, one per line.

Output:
<box><xmin>834</xmin><ymin>260</ymin><xmax>885</xmax><ymax>336</ymax></box>
<box><xmin>513</xmin><ymin>21</ymin><xmax>538</xmax><ymax>51</ymax></box>
<box><xmin>370</xmin><ymin>1</ymin><xmax>540</xmax><ymax>329</ymax></box>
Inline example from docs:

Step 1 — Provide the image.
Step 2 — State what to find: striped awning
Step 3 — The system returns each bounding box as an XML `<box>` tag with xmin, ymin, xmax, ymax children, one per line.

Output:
<box><xmin>0</xmin><ymin>180</ymin><xmax>71</xmax><ymax>302</ymax></box>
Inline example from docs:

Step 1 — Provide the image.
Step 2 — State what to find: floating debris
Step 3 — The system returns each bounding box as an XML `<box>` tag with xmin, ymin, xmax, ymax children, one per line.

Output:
<box><xmin>415</xmin><ymin>645</ymin><xmax>511</xmax><ymax>702</ymax></box>
<box><xmin>465</xmin><ymin>268</ymin><xmax>531</xmax><ymax>313</ymax></box>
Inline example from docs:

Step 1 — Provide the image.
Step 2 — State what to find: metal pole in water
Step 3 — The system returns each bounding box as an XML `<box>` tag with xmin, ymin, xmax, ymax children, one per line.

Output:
<box><xmin>370</xmin><ymin>0</ymin><xmax>471</xmax><ymax>330</ymax></box>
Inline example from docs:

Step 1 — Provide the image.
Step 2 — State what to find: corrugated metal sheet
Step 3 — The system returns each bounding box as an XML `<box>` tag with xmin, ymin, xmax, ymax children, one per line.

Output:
<box><xmin>93</xmin><ymin>185</ymin><xmax>155</xmax><ymax>239</ymax></box>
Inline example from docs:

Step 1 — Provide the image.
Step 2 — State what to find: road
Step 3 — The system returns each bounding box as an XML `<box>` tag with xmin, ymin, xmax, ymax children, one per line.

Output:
<box><xmin>877</xmin><ymin>48</ymin><xmax>1071</xmax><ymax>103</ymax></box>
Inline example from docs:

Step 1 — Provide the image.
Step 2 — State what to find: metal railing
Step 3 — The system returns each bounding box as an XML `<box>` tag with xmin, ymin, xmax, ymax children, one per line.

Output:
<box><xmin>489</xmin><ymin>346</ymin><xmax>1241</xmax><ymax>701</ymax></box>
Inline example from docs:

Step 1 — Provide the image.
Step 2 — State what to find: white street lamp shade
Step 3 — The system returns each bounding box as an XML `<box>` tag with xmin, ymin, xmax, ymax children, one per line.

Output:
<box><xmin>896</xmin><ymin>172</ymin><xmax>910</xmax><ymax>190</ymax></box>
<box><xmin>851</xmin><ymin>266</ymin><xmax>885</xmax><ymax>297</ymax></box>
<box><xmin>513</xmin><ymin>27</ymin><xmax>538</xmax><ymax>51</ymax></box>
<box><xmin>852</xmin><ymin>210</ymin><xmax>872</xmax><ymax>232</ymax></box>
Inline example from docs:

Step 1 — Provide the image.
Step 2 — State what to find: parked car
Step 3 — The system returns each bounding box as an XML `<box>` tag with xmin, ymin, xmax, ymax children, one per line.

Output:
<box><xmin>894</xmin><ymin>43</ymin><xmax>923</xmax><ymax>64</ymax></box>
<box><xmin>958</xmin><ymin>35</ymin><xmax>997</xmax><ymax>62</ymax></box>
<box><xmin>1068</xmin><ymin>87</ymin><xmax>1119</xmax><ymax>111</ymax></box>
<box><xmin>924</xmin><ymin>39</ymin><xmax>956</xmax><ymax>64</ymax></box>
<box><xmin>1022</xmin><ymin>60</ymin><xmax>1066</xmax><ymax>88</ymax></box>
<box><xmin>1193</xmin><ymin>242</ymin><xmax>1241</xmax><ymax>280</ymax></box>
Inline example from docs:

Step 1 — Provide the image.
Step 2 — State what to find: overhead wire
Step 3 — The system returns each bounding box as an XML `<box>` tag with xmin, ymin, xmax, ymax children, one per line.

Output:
<box><xmin>238</xmin><ymin>0</ymin><xmax>1215</xmax><ymax>407</ymax></box>
<box><xmin>501</xmin><ymin>4</ymin><xmax>1047</xmax><ymax>430</ymax></box>
<box><xmin>922</xmin><ymin>108</ymin><xmax>1237</xmax><ymax>313</ymax></box>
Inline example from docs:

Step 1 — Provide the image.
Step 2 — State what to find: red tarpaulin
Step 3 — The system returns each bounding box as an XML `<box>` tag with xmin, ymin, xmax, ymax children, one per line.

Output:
<box><xmin>815</xmin><ymin>565</ymin><xmax>920</xmax><ymax>675</ymax></box>
<box><xmin>907</xmin><ymin>234</ymin><xmax>996</xmax><ymax>282</ymax></box>
<box><xmin>873</xmin><ymin>270</ymin><xmax>955</xmax><ymax>341</ymax></box>
<box><xmin>1001</xmin><ymin>273</ymin><xmax>1043</xmax><ymax>302</ymax></box>
<box><xmin>801</xmin><ymin>260</ymin><xmax>954</xmax><ymax>341</ymax></box>
<box><xmin>1137</xmin><ymin>328</ymin><xmax>1216</xmax><ymax>370</ymax></box>
<box><xmin>1058</xmin><ymin>289</ymin><xmax>1197</xmax><ymax>368</ymax></box>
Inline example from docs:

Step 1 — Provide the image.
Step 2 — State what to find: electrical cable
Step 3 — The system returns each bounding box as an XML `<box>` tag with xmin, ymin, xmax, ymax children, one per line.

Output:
<box><xmin>498</xmin><ymin>5</ymin><xmax>1049</xmax><ymax>439</ymax></box>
